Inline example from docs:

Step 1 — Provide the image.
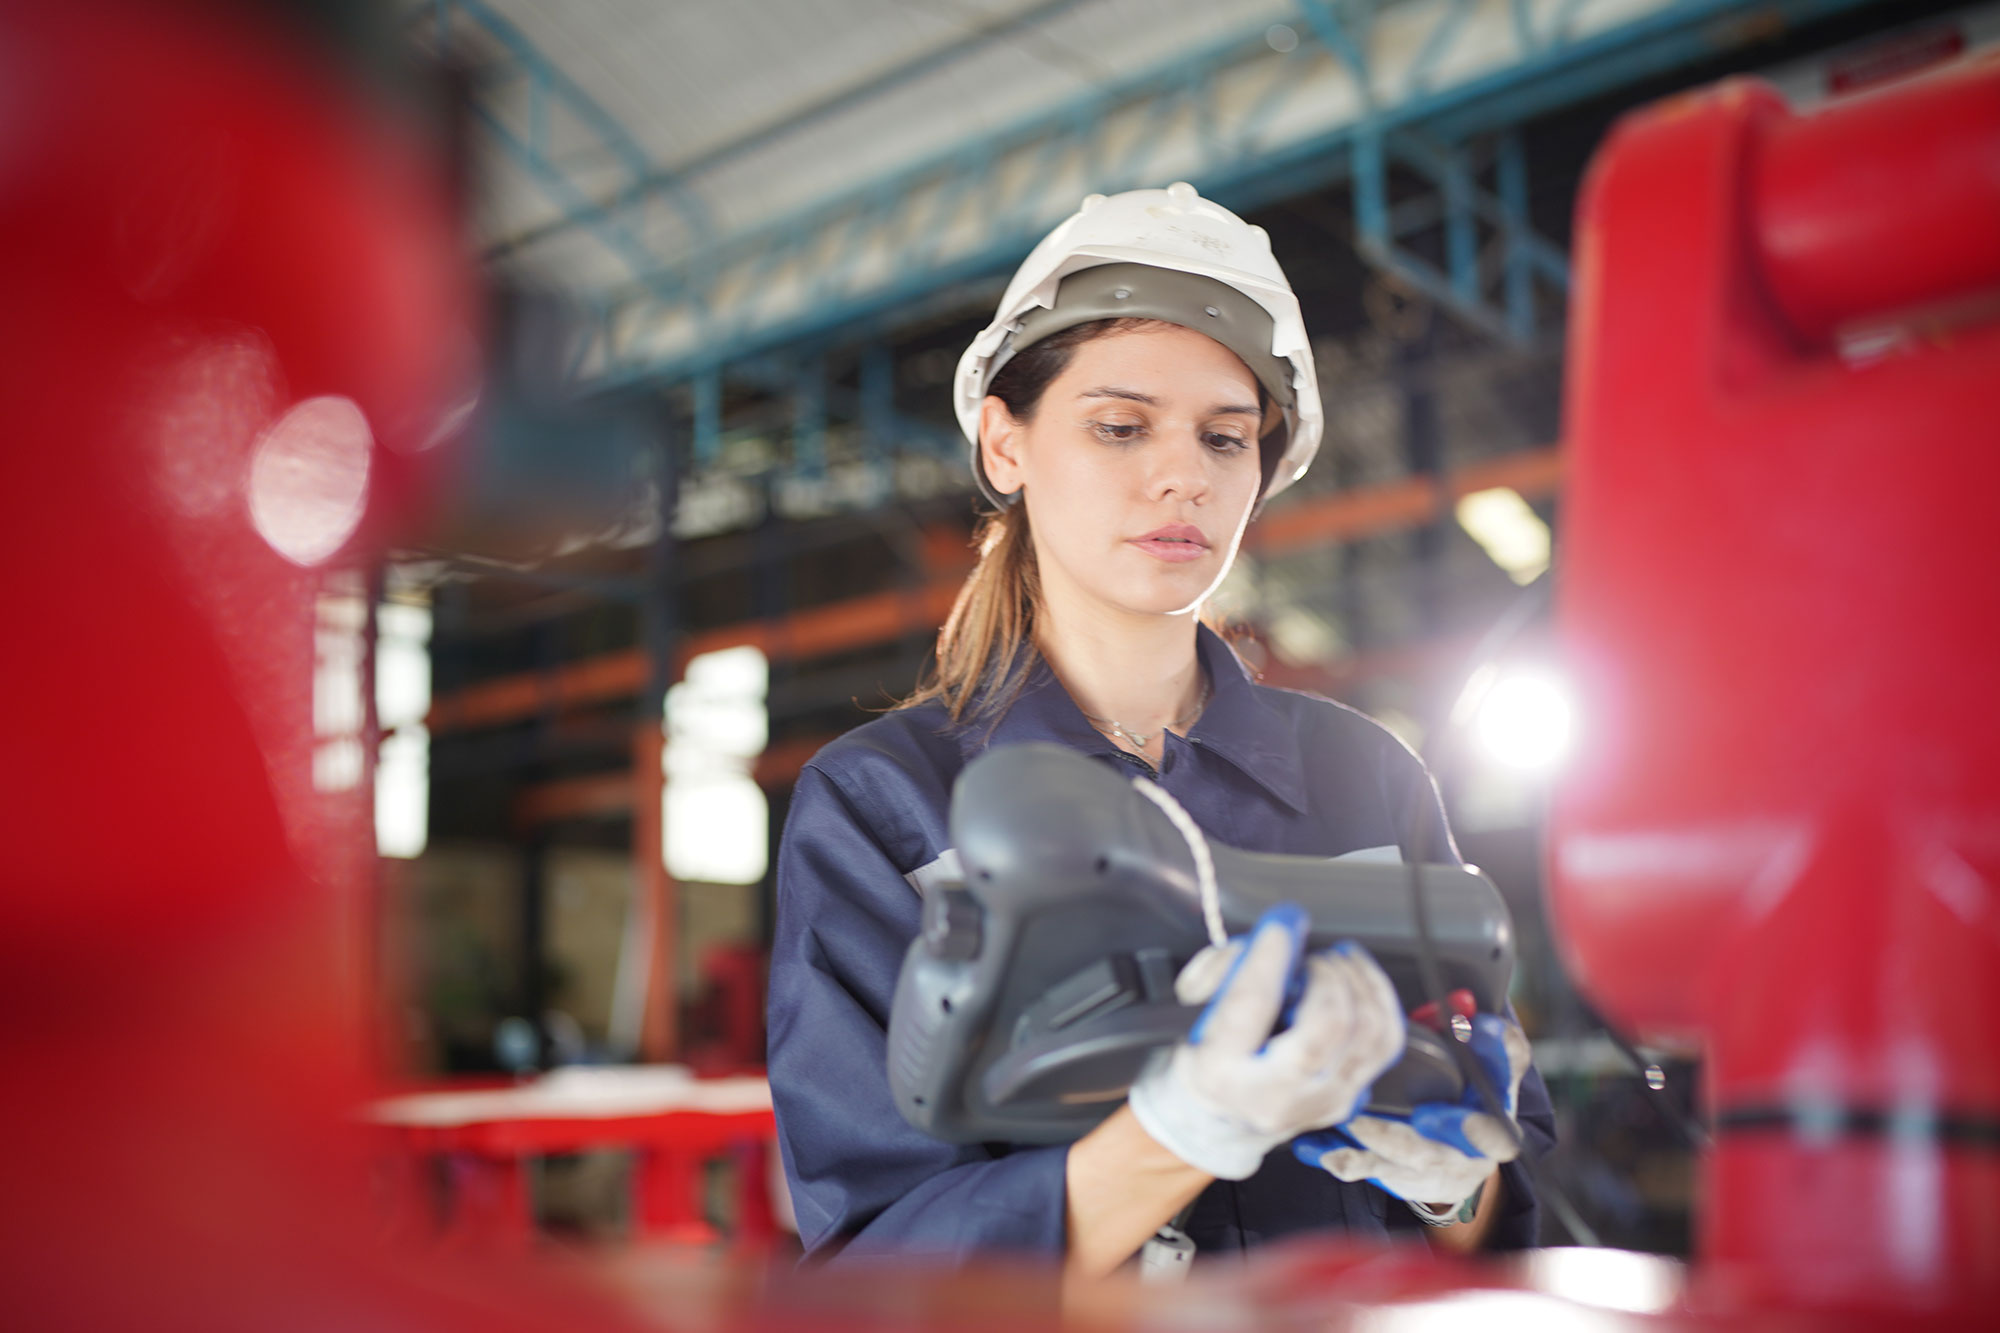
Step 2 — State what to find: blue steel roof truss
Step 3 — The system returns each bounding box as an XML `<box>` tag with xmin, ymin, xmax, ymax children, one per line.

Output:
<box><xmin>567</xmin><ymin>0</ymin><xmax>1882</xmax><ymax>391</ymax></box>
<box><xmin>415</xmin><ymin>0</ymin><xmax>712</xmax><ymax>288</ymax></box>
<box><xmin>1353</xmin><ymin>126</ymin><xmax>1571</xmax><ymax>344</ymax></box>
<box><xmin>1294</xmin><ymin>0</ymin><xmax>1379</xmax><ymax>105</ymax></box>
<box><xmin>434</xmin><ymin>0</ymin><xmax>1889</xmax><ymax>500</ymax></box>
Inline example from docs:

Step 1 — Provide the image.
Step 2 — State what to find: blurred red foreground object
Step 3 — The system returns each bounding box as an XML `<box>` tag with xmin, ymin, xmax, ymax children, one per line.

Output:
<box><xmin>0</xmin><ymin>3</ymin><xmax>655</xmax><ymax>1329</ymax></box>
<box><xmin>1552</xmin><ymin>53</ymin><xmax>2000</xmax><ymax>1314</ymax></box>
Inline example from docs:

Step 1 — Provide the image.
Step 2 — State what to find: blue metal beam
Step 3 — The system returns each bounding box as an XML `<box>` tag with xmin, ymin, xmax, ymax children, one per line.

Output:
<box><xmin>428</xmin><ymin>0</ymin><xmax>1896</xmax><ymax>536</ymax></box>
<box><xmin>653</xmin><ymin>0</ymin><xmax>1096</xmax><ymax>191</ymax></box>
<box><xmin>489</xmin><ymin>0</ymin><xmax>1099</xmax><ymax>264</ymax></box>
<box><xmin>692</xmin><ymin>368</ymin><xmax>723</xmax><ymax>467</ymax></box>
<box><xmin>589</xmin><ymin>23</ymin><xmax>1276</xmax><ymax>383</ymax></box>
<box><xmin>792</xmin><ymin>353</ymin><xmax>827</xmax><ymax>481</ymax></box>
<box><xmin>420</xmin><ymin>0</ymin><xmax>712</xmax><ymax>265</ymax></box>
<box><xmin>1496</xmin><ymin>131</ymin><xmax>1537</xmax><ymax>343</ymax></box>
<box><xmin>1351</xmin><ymin>126</ymin><xmax>1571</xmax><ymax>344</ymax></box>
<box><xmin>1293</xmin><ymin>0</ymin><xmax>1379</xmax><ymax>106</ymax></box>
<box><xmin>584</xmin><ymin>0</ymin><xmax>1886</xmax><ymax>386</ymax></box>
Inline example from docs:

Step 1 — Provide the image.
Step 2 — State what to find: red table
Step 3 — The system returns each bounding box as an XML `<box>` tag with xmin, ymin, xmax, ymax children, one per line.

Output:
<box><xmin>370</xmin><ymin>1067</ymin><xmax>779</xmax><ymax>1251</ymax></box>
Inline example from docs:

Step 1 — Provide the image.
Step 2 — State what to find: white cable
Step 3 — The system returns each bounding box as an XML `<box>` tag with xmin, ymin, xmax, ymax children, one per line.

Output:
<box><xmin>1132</xmin><ymin>776</ymin><xmax>1227</xmax><ymax>949</ymax></box>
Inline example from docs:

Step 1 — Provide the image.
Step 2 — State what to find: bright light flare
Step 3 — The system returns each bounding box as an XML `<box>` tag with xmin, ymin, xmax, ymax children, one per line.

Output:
<box><xmin>1472</xmin><ymin>670</ymin><xmax>1574</xmax><ymax>772</ymax></box>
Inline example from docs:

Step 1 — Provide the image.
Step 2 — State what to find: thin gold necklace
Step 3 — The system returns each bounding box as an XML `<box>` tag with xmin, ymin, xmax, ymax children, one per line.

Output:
<box><xmin>1081</xmin><ymin>675</ymin><xmax>1211</xmax><ymax>751</ymax></box>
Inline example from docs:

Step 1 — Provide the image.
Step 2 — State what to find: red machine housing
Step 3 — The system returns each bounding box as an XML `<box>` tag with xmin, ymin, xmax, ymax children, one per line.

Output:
<box><xmin>1550</xmin><ymin>55</ymin><xmax>2000</xmax><ymax>1311</ymax></box>
<box><xmin>0</xmin><ymin>5</ymin><xmax>652</xmax><ymax>1329</ymax></box>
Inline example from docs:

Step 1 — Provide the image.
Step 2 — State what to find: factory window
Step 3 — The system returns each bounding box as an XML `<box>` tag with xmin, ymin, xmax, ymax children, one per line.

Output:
<box><xmin>663</xmin><ymin>645</ymin><xmax>769</xmax><ymax>885</ymax></box>
<box><xmin>313</xmin><ymin>578</ymin><xmax>367</xmax><ymax>793</ymax></box>
<box><xmin>310</xmin><ymin>576</ymin><xmax>430</xmax><ymax>857</ymax></box>
<box><xmin>1449</xmin><ymin>662</ymin><xmax>1576</xmax><ymax>831</ymax></box>
<box><xmin>374</xmin><ymin>598</ymin><xmax>431</xmax><ymax>859</ymax></box>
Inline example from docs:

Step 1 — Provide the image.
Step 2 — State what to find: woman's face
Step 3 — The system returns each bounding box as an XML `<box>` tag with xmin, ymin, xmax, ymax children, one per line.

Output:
<box><xmin>981</xmin><ymin>322</ymin><xmax>1265</xmax><ymax>623</ymax></box>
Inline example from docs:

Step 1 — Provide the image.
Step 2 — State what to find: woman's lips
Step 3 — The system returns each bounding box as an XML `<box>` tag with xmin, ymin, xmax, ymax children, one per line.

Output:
<box><xmin>1129</xmin><ymin>525</ymin><xmax>1210</xmax><ymax>563</ymax></box>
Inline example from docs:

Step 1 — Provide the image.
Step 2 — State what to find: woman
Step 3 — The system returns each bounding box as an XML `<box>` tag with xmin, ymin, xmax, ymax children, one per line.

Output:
<box><xmin>766</xmin><ymin>183</ymin><xmax>1553</xmax><ymax>1276</ymax></box>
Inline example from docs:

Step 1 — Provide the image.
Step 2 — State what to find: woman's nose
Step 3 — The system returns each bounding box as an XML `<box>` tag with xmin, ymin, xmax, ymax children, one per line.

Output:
<box><xmin>1146</xmin><ymin>430</ymin><xmax>1210</xmax><ymax>502</ymax></box>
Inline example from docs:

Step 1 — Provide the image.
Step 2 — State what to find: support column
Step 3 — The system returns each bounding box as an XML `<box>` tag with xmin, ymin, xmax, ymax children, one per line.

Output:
<box><xmin>792</xmin><ymin>352</ymin><xmax>826</xmax><ymax>480</ymax></box>
<box><xmin>1397</xmin><ymin>318</ymin><xmax>1444</xmax><ymax>635</ymax></box>
<box><xmin>631</xmin><ymin>726</ymin><xmax>676</xmax><ymax>1062</ymax></box>
<box><xmin>860</xmin><ymin>341</ymin><xmax>894</xmax><ymax>470</ymax></box>
<box><xmin>692</xmin><ymin>367</ymin><xmax>723</xmax><ymax>467</ymax></box>
<box><xmin>520</xmin><ymin>831</ymin><xmax>549</xmax><ymax>1066</ymax></box>
<box><xmin>635</xmin><ymin>411</ymin><xmax>682</xmax><ymax>1062</ymax></box>
<box><xmin>520</xmin><ymin>616</ymin><xmax>556</xmax><ymax>1069</ymax></box>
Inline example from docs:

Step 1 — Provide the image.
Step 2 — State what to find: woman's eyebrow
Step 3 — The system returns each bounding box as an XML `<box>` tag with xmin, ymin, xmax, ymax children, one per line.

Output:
<box><xmin>1078</xmin><ymin>387</ymin><xmax>1261</xmax><ymax>416</ymax></box>
<box><xmin>1077</xmin><ymin>387</ymin><xmax>1156</xmax><ymax>405</ymax></box>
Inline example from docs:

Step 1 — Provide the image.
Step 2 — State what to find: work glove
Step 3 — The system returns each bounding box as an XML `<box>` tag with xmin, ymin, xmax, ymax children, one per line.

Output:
<box><xmin>1126</xmin><ymin>903</ymin><xmax>1405</xmax><ymax>1181</ymax></box>
<box><xmin>1291</xmin><ymin>1012</ymin><xmax>1531</xmax><ymax>1209</ymax></box>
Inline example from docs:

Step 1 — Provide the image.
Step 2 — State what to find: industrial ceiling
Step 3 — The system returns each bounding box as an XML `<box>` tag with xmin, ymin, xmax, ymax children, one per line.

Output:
<box><xmin>415</xmin><ymin>0</ymin><xmax>1902</xmax><ymax>396</ymax></box>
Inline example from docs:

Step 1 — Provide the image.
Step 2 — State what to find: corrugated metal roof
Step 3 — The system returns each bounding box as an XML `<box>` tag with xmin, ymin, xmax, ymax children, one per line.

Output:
<box><xmin>422</xmin><ymin>0</ymin><xmax>1294</xmax><ymax>289</ymax></box>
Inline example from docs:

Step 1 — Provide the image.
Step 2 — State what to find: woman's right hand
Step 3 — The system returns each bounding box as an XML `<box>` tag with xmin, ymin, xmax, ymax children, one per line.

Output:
<box><xmin>1125</xmin><ymin>903</ymin><xmax>1405</xmax><ymax>1180</ymax></box>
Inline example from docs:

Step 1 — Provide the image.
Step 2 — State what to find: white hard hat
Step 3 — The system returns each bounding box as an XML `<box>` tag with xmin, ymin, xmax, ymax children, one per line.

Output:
<box><xmin>955</xmin><ymin>181</ymin><xmax>1321</xmax><ymax>509</ymax></box>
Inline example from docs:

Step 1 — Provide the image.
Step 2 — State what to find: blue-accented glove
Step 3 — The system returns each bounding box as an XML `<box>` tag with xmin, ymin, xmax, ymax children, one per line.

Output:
<box><xmin>1126</xmin><ymin>904</ymin><xmax>1405</xmax><ymax>1181</ymax></box>
<box><xmin>1291</xmin><ymin>1012</ymin><xmax>1531</xmax><ymax>1207</ymax></box>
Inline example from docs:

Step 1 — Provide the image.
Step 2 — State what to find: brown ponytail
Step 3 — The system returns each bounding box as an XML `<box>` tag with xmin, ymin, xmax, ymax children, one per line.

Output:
<box><xmin>901</xmin><ymin>502</ymin><xmax>1042</xmax><ymax>724</ymax></box>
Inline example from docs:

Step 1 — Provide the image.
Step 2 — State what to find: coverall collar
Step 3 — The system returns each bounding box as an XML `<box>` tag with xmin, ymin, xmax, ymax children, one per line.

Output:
<box><xmin>963</xmin><ymin>622</ymin><xmax>1310</xmax><ymax>815</ymax></box>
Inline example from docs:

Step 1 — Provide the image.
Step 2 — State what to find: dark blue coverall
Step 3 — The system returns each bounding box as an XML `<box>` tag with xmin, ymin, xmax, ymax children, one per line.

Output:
<box><xmin>767</xmin><ymin>624</ymin><xmax>1556</xmax><ymax>1265</ymax></box>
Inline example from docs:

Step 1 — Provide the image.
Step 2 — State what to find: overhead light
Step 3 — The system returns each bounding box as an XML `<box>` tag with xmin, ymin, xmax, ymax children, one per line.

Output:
<box><xmin>1455</xmin><ymin>486</ymin><xmax>1551</xmax><ymax>585</ymax></box>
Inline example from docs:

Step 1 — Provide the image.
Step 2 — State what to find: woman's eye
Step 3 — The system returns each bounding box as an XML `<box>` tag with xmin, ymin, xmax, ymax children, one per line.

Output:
<box><xmin>1088</xmin><ymin>420</ymin><xmax>1144</xmax><ymax>443</ymax></box>
<box><xmin>1205</xmin><ymin>432</ymin><xmax>1252</xmax><ymax>453</ymax></box>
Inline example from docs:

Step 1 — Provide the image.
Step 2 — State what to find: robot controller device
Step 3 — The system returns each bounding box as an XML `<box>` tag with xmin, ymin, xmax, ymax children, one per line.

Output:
<box><xmin>886</xmin><ymin>743</ymin><xmax>1513</xmax><ymax>1145</ymax></box>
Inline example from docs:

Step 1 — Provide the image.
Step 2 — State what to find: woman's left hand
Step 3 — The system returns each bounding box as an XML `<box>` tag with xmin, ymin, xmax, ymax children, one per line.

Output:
<box><xmin>1126</xmin><ymin>905</ymin><xmax>1407</xmax><ymax>1181</ymax></box>
<box><xmin>1291</xmin><ymin>1012</ymin><xmax>1531</xmax><ymax>1208</ymax></box>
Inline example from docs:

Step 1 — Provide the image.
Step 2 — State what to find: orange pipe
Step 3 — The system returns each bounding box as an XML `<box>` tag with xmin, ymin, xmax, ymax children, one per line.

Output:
<box><xmin>432</xmin><ymin>447</ymin><xmax>1563</xmax><ymax>734</ymax></box>
<box><xmin>1244</xmin><ymin>444</ymin><xmax>1562</xmax><ymax>559</ymax></box>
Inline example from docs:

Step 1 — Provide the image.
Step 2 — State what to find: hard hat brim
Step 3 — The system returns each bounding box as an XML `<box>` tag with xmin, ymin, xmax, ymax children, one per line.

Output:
<box><xmin>971</xmin><ymin>264</ymin><xmax>1299</xmax><ymax>508</ymax></box>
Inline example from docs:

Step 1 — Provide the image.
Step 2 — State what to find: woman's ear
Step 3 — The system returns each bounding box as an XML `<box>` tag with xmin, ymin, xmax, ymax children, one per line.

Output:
<box><xmin>979</xmin><ymin>396</ymin><xmax>1027</xmax><ymax>496</ymax></box>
